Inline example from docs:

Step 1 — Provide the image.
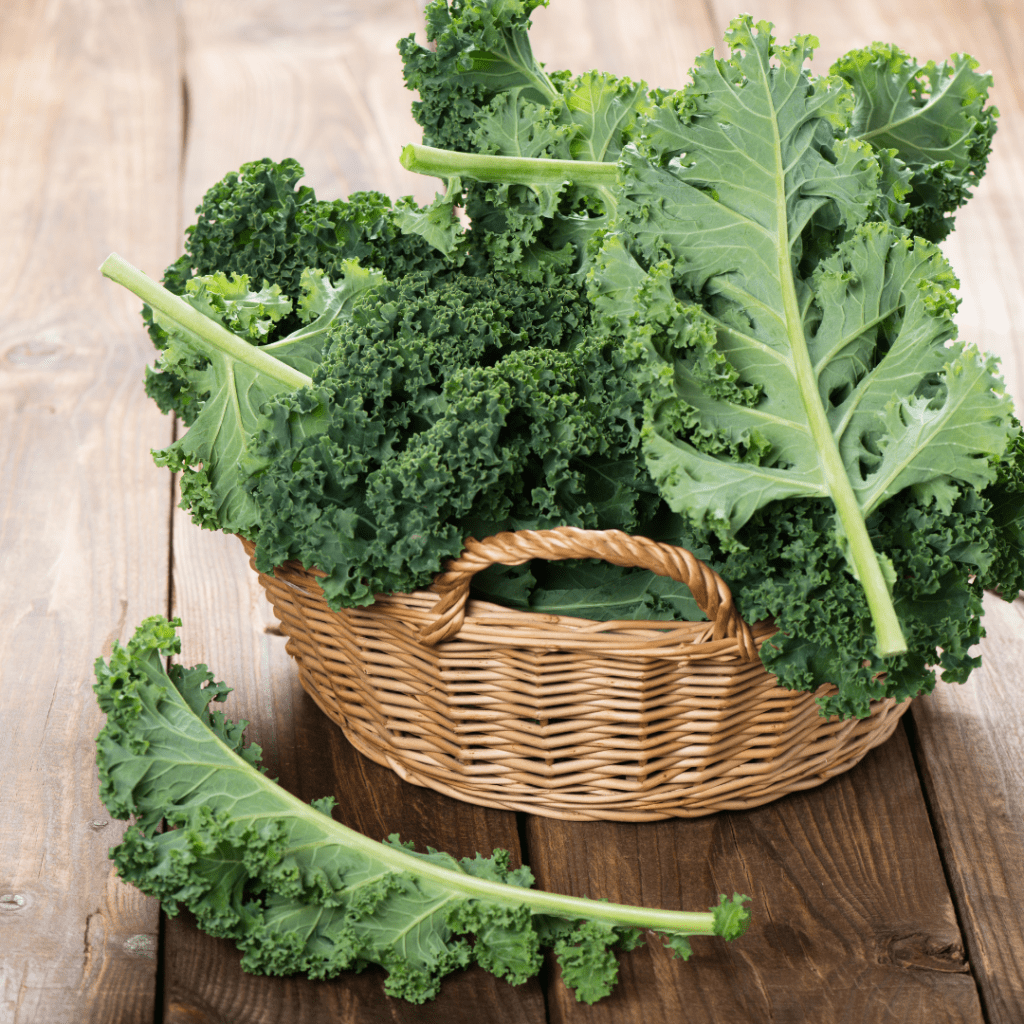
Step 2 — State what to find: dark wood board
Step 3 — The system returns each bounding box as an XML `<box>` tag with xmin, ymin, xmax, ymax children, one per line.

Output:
<box><xmin>0</xmin><ymin>1</ymin><xmax>181</xmax><ymax>1021</ymax></box>
<box><xmin>910</xmin><ymin>594</ymin><xmax>1024</xmax><ymax>1024</ymax></box>
<box><xmin>527</xmin><ymin>725</ymin><xmax>983</xmax><ymax>1024</ymax></box>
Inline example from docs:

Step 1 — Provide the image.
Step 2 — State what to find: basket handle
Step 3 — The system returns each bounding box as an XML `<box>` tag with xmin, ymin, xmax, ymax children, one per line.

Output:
<box><xmin>418</xmin><ymin>526</ymin><xmax>756</xmax><ymax>658</ymax></box>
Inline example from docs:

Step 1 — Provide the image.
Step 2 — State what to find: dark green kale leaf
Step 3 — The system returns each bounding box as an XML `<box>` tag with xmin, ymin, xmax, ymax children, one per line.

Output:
<box><xmin>146</xmin><ymin>158</ymin><xmax>454</xmax><ymax>419</ymax></box>
<box><xmin>164</xmin><ymin>158</ymin><xmax>450</xmax><ymax>300</ymax></box>
<box><xmin>692</xmin><ymin>453</ymin><xmax>1024</xmax><ymax>718</ymax></box>
<box><xmin>399</xmin><ymin>1</ymin><xmax>652</xmax><ymax>273</ymax></box>
<box><xmin>978</xmin><ymin>426</ymin><xmax>1024</xmax><ymax>597</ymax></box>
<box><xmin>248</xmin><ymin>263</ymin><xmax>647</xmax><ymax>607</ymax></box>
<box><xmin>126</xmin><ymin>259</ymin><xmax>382</xmax><ymax>536</ymax></box>
<box><xmin>398</xmin><ymin>0</ymin><xmax>561</xmax><ymax>154</ymax></box>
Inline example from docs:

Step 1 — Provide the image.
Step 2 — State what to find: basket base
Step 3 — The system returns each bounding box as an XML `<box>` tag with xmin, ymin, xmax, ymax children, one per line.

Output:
<box><xmin>291</xmin><ymin>656</ymin><xmax>908</xmax><ymax>822</ymax></box>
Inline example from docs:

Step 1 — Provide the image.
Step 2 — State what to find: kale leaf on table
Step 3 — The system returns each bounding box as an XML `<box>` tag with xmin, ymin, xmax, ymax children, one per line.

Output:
<box><xmin>94</xmin><ymin>616</ymin><xmax>749</xmax><ymax>1003</ymax></box>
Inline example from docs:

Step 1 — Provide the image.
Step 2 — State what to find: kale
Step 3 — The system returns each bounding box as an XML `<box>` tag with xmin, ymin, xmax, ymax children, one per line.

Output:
<box><xmin>94</xmin><ymin>617</ymin><xmax>750</xmax><ymax>1003</ymax></box>
<box><xmin>714</xmin><ymin>482</ymin><xmax>1008</xmax><ymax>719</ymax></box>
<box><xmin>249</xmin><ymin>262</ymin><xmax>647</xmax><ymax>605</ymax></box>
<box><xmin>102</xmin><ymin>3</ymin><xmax>1022</xmax><ymax>718</ymax></box>
<box><xmin>398</xmin><ymin>6</ymin><xmax>1020</xmax><ymax>713</ymax></box>
<box><xmin>145</xmin><ymin>158</ymin><xmax>452</xmax><ymax>420</ymax></box>
<box><xmin>831</xmin><ymin>44</ymin><xmax>999</xmax><ymax>242</ymax></box>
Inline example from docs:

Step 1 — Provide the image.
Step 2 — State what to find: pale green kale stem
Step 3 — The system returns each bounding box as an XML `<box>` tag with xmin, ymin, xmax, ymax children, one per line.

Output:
<box><xmin>100</xmin><ymin>253</ymin><xmax>313</xmax><ymax>390</ymax></box>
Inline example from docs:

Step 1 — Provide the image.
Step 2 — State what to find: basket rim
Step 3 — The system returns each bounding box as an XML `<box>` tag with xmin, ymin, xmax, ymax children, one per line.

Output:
<box><xmin>241</xmin><ymin>525</ymin><xmax>759</xmax><ymax>658</ymax></box>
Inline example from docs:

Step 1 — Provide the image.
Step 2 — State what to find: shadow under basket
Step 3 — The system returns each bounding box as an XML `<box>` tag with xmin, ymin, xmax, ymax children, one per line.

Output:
<box><xmin>240</xmin><ymin>527</ymin><xmax>909</xmax><ymax>822</ymax></box>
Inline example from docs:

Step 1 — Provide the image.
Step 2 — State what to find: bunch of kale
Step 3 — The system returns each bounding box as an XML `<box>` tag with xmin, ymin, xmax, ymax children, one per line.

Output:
<box><xmin>135</xmin><ymin>0</ymin><xmax>1024</xmax><ymax>718</ymax></box>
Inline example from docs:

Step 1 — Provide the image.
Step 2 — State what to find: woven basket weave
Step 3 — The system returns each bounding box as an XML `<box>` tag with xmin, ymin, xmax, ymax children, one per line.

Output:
<box><xmin>241</xmin><ymin>527</ymin><xmax>909</xmax><ymax>821</ymax></box>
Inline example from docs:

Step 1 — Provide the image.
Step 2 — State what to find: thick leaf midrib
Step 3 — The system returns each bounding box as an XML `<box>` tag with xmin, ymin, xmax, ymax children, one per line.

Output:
<box><xmin>100</xmin><ymin>255</ymin><xmax>312</xmax><ymax>391</ymax></box>
<box><xmin>749</xmin><ymin>43</ymin><xmax>906</xmax><ymax>654</ymax></box>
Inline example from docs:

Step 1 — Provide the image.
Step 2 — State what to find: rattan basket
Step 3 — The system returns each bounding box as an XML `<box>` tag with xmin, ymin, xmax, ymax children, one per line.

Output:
<box><xmin>241</xmin><ymin>527</ymin><xmax>909</xmax><ymax>821</ymax></box>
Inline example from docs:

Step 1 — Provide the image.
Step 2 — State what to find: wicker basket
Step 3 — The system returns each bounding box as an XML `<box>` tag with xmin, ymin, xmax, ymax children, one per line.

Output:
<box><xmin>241</xmin><ymin>527</ymin><xmax>909</xmax><ymax>821</ymax></box>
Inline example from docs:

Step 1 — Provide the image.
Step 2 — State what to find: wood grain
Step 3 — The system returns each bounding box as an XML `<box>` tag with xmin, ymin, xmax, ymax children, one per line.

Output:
<box><xmin>910</xmin><ymin>594</ymin><xmax>1024</xmax><ymax>1024</ymax></box>
<box><xmin>525</xmin><ymin>0</ymin><xmax>717</xmax><ymax>87</ymax></box>
<box><xmin>2</xmin><ymin>0</ymin><xmax>1017</xmax><ymax>1019</ymax></box>
<box><xmin>526</xmin><ymin>726</ymin><xmax>983</xmax><ymax>1024</ymax></box>
<box><xmin>178</xmin><ymin>0</ymin><xmax>439</xmax><ymax>221</ymax></box>
<box><xmin>0</xmin><ymin>1</ymin><xmax>181</xmax><ymax>1022</ymax></box>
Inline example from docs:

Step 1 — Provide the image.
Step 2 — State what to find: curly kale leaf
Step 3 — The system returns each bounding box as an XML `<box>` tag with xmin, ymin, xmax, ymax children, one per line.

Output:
<box><xmin>596</xmin><ymin>18</ymin><xmax>1016</xmax><ymax>658</ymax></box>
<box><xmin>393</xmin><ymin>175</ymin><xmax>467</xmax><ymax>255</ymax></box>
<box><xmin>400</xmin><ymin>1</ymin><xmax>652</xmax><ymax>269</ymax></box>
<box><xmin>399</xmin><ymin>0</ymin><xmax>561</xmax><ymax>154</ymax></box>
<box><xmin>130</xmin><ymin>260</ymin><xmax>383</xmax><ymax>536</ymax></box>
<box><xmin>94</xmin><ymin>617</ymin><xmax>749</xmax><ymax>1004</ymax></box>
<box><xmin>833</xmin><ymin>44</ymin><xmax>998</xmax><ymax>241</ymax></box>
<box><xmin>248</xmin><ymin>266</ymin><xmax>646</xmax><ymax>607</ymax></box>
<box><xmin>146</xmin><ymin>158</ymin><xmax>454</xmax><ymax>418</ymax></box>
<box><xmin>694</xmin><ymin>462</ymin><xmax>1020</xmax><ymax>717</ymax></box>
<box><xmin>164</xmin><ymin>158</ymin><xmax>450</xmax><ymax>300</ymax></box>
<box><xmin>978</xmin><ymin>427</ymin><xmax>1024</xmax><ymax>597</ymax></box>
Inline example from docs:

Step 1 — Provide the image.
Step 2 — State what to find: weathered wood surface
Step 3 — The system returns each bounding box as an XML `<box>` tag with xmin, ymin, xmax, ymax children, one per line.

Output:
<box><xmin>0</xmin><ymin>0</ymin><xmax>181</xmax><ymax>1022</ymax></box>
<box><xmin>2</xmin><ymin>0</ymin><xmax>1024</xmax><ymax>1022</ymax></box>
<box><xmin>529</xmin><ymin>725</ymin><xmax>983</xmax><ymax>1024</ymax></box>
<box><xmin>911</xmin><ymin>594</ymin><xmax>1024</xmax><ymax>1024</ymax></box>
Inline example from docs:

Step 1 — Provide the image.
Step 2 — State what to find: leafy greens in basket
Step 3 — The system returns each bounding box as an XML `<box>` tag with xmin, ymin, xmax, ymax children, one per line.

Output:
<box><xmin>95</xmin><ymin>616</ymin><xmax>750</xmax><ymax>1003</ymax></box>
<box><xmin>101</xmin><ymin>1</ymin><xmax>1024</xmax><ymax>718</ymax></box>
<box><xmin>400</xmin><ymin>6</ymin><xmax>1017</xmax><ymax>648</ymax></box>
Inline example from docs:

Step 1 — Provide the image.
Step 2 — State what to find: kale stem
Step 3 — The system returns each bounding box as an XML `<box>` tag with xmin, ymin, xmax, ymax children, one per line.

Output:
<box><xmin>400</xmin><ymin>143</ymin><xmax>620</xmax><ymax>191</ymax></box>
<box><xmin>751</xmin><ymin>48</ymin><xmax>908</xmax><ymax>658</ymax></box>
<box><xmin>100</xmin><ymin>253</ymin><xmax>313</xmax><ymax>391</ymax></box>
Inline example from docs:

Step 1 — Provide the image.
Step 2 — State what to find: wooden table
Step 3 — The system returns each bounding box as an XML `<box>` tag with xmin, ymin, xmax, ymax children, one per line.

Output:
<box><xmin>3</xmin><ymin>1</ymin><xmax>1024</xmax><ymax>1021</ymax></box>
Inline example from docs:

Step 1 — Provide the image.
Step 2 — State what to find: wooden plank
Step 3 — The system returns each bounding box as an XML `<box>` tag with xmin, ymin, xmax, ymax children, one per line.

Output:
<box><xmin>162</xmin><ymin>1</ymin><xmax>543</xmax><ymax>1019</ymax></box>
<box><xmin>910</xmin><ymin>594</ymin><xmax>1024</xmax><ymax>1024</ymax></box>
<box><xmin>0</xmin><ymin>1</ymin><xmax>181</xmax><ymax>1022</ymax></box>
<box><xmin>526</xmin><ymin>726</ymin><xmax>983</xmax><ymax>1023</ymax></box>
<box><xmin>177</xmin><ymin>0</ymin><xmax>438</xmax><ymax>219</ymax></box>
<box><xmin>526</xmin><ymin>0</ymin><xmax>717</xmax><ymax>88</ymax></box>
